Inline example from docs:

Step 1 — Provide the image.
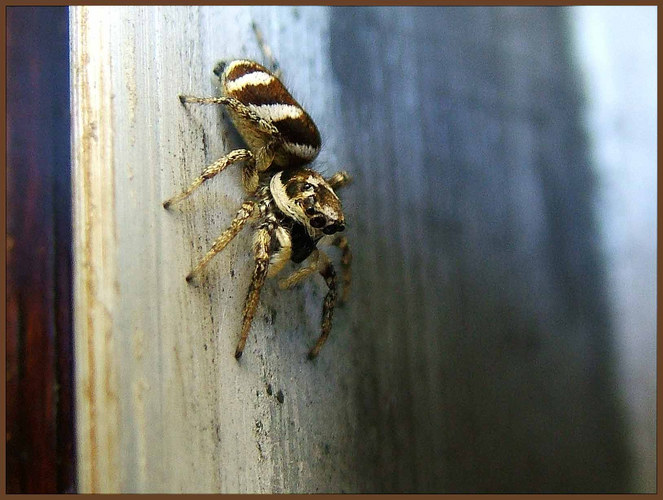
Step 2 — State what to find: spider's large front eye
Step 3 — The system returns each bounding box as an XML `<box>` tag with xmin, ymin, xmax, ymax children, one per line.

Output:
<box><xmin>310</xmin><ymin>215</ymin><xmax>326</xmax><ymax>228</ymax></box>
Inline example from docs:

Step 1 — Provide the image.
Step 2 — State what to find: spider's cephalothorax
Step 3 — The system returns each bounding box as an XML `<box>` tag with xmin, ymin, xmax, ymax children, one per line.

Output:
<box><xmin>270</xmin><ymin>168</ymin><xmax>345</xmax><ymax>237</ymax></box>
<box><xmin>163</xmin><ymin>52</ymin><xmax>351</xmax><ymax>360</ymax></box>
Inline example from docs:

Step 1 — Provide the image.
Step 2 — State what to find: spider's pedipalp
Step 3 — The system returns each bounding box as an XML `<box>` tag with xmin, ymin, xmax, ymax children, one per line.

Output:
<box><xmin>326</xmin><ymin>170</ymin><xmax>351</xmax><ymax>191</ymax></box>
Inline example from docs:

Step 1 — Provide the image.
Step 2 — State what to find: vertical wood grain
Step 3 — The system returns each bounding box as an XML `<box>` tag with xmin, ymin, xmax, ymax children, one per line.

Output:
<box><xmin>70</xmin><ymin>7</ymin><xmax>120</xmax><ymax>493</ymax></box>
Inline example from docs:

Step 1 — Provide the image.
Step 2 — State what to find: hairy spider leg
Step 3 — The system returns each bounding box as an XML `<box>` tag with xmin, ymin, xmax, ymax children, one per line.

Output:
<box><xmin>266</xmin><ymin>227</ymin><xmax>293</xmax><ymax>279</ymax></box>
<box><xmin>309</xmin><ymin>251</ymin><xmax>338</xmax><ymax>359</ymax></box>
<box><xmin>279</xmin><ymin>235</ymin><xmax>351</xmax><ymax>304</ymax></box>
<box><xmin>185</xmin><ymin>200</ymin><xmax>257</xmax><ymax>283</ymax></box>
<box><xmin>278</xmin><ymin>249</ymin><xmax>321</xmax><ymax>290</ymax></box>
<box><xmin>278</xmin><ymin>250</ymin><xmax>338</xmax><ymax>358</ymax></box>
<box><xmin>251</xmin><ymin>22</ymin><xmax>282</xmax><ymax>78</ymax></box>
<box><xmin>176</xmin><ymin>95</ymin><xmax>281</xmax><ymax>192</ymax></box>
<box><xmin>235</xmin><ymin>220</ymin><xmax>276</xmax><ymax>359</ymax></box>
<box><xmin>163</xmin><ymin>148</ymin><xmax>254</xmax><ymax>208</ymax></box>
<box><xmin>331</xmin><ymin>235</ymin><xmax>352</xmax><ymax>303</ymax></box>
<box><xmin>277</xmin><ymin>246</ymin><xmax>342</xmax><ymax>358</ymax></box>
<box><xmin>326</xmin><ymin>170</ymin><xmax>351</xmax><ymax>191</ymax></box>
<box><xmin>179</xmin><ymin>95</ymin><xmax>279</xmax><ymax>137</ymax></box>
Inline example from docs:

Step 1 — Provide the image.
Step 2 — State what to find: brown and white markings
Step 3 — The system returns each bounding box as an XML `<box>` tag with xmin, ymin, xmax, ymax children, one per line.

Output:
<box><xmin>222</xmin><ymin>59</ymin><xmax>321</xmax><ymax>167</ymax></box>
<box><xmin>163</xmin><ymin>52</ymin><xmax>351</xmax><ymax>360</ymax></box>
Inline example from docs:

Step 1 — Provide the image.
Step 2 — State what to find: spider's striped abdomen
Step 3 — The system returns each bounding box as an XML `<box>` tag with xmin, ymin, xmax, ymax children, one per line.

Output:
<box><xmin>220</xmin><ymin>59</ymin><xmax>321</xmax><ymax>168</ymax></box>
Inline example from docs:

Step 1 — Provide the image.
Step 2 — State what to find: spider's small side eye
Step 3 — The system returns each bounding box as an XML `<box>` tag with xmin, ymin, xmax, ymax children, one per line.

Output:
<box><xmin>302</xmin><ymin>195</ymin><xmax>316</xmax><ymax>212</ymax></box>
<box><xmin>302</xmin><ymin>182</ymin><xmax>314</xmax><ymax>191</ymax></box>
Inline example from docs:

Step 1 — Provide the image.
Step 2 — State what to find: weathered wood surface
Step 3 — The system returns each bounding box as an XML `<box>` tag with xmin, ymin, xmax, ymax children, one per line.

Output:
<box><xmin>72</xmin><ymin>6</ymin><xmax>364</xmax><ymax>493</ymax></box>
<box><xmin>71</xmin><ymin>6</ymin><xmax>633</xmax><ymax>493</ymax></box>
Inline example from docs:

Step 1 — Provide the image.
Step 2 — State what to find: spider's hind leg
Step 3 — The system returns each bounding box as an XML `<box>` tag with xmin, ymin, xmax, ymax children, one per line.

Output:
<box><xmin>174</xmin><ymin>94</ymin><xmax>281</xmax><ymax>193</ymax></box>
<box><xmin>251</xmin><ymin>22</ymin><xmax>281</xmax><ymax>78</ymax></box>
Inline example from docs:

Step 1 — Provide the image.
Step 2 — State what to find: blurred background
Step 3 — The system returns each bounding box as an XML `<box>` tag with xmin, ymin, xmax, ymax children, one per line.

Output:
<box><xmin>329</xmin><ymin>5</ymin><xmax>656</xmax><ymax>492</ymax></box>
<box><xmin>572</xmin><ymin>7</ymin><xmax>656</xmax><ymax>492</ymax></box>
<box><xmin>6</xmin><ymin>5</ymin><xmax>656</xmax><ymax>493</ymax></box>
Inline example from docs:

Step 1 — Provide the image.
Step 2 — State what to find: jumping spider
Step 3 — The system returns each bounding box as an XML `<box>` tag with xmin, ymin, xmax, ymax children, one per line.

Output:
<box><xmin>163</xmin><ymin>50</ymin><xmax>351</xmax><ymax>360</ymax></box>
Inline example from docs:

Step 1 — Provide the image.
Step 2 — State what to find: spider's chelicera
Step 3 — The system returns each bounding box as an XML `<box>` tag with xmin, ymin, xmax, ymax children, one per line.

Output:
<box><xmin>163</xmin><ymin>57</ymin><xmax>351</xmax><ymax>360</ymax></box>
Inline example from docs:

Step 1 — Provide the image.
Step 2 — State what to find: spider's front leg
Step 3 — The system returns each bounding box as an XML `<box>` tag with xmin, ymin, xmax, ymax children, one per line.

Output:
<box><xmin>309</xmin><ymin>251</ymin><xmax>338</xmax><ymax>360</ymax></box>
<box><xmin>278</xmin><ymin>249</ymin><xmax>340</xmax><ymax>359</ymax></box>
<box><xmin>279</xmin><ymin>237</ymin><xmax>351</xmax><ymax>304</ymax></box>
<box><xmin>331</xmin><ymin>235</ymin><xmax>352</xmax><ymax>303</ymax></box>
<box><xmin>235</xmin><ymin>220</ymin><xmax>276</xmax><ymax>359</ymax></box>
<box><xmin>186</xmin><ymin>200</ymin><xmax>257</xmax><ymax>283</ymax></box>
<box><xmin>277</xmin><ymin>249</ymin><xmax>320</xmax><ymax>290</ymax></box>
